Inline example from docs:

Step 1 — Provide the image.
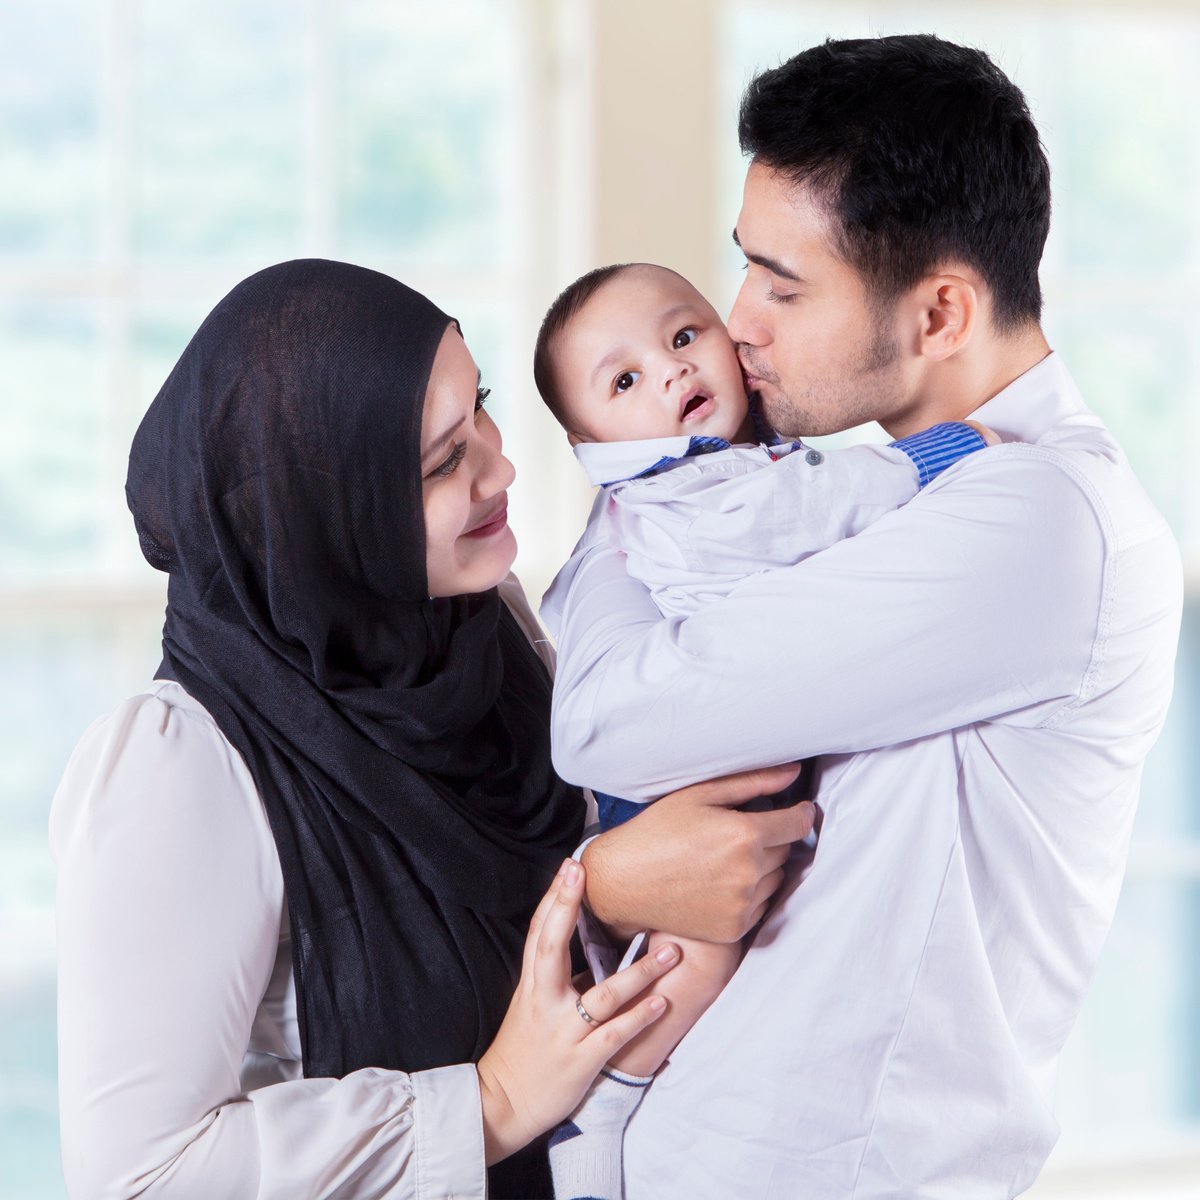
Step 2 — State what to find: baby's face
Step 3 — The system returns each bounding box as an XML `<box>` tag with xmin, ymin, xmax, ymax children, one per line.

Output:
<box><xmin>554</xmin><ymin>266</ymin><xmax>751</xmax><ymax>445</ymax></box>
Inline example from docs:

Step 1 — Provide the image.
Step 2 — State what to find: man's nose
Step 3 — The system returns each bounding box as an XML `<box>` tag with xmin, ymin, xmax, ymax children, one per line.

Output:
<box><xmin>727</xmin><ymin>274</ymin><xmax>767</xmax><ymax>347</ymax></box>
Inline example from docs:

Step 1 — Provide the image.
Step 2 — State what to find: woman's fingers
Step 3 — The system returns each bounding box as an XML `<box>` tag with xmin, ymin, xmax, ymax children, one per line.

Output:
<box><xmin>581</xmin><ymin>993</ymin><xmax>669</xmax><ymax>1062</ymax></box>
<box><xmin>577</xmin><ymin>940</ymin><xmax>681</xmax><ymax>1025</ymax></box>
<box><xmin>520</xmin><ymin>861</ymin><xmax>570</xmax><ymax>979</ymax></box>
<box><xmin>529</xmin><ymin>858</ymin><xmax>585</xmax><ymax>986</ymax></box>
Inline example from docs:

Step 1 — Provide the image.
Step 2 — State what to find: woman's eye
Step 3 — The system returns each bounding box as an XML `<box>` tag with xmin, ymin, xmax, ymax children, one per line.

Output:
<box><xmin>614</xmin><ymin>370</ymin><xmax>640</xmax><ymax>394</ymax></box>
<box><xmin>432</xmin><ymin>442</ymin><xmax>467</xmax><ymax>478</ymax></box>
<box><xmin>672</xmin><ymin>328</ymin><xmax>698</xmax><ymax>349</ymax></box>
<box><xmin>475</xmin><ymin>385</ymin><xmax>491</xmax><ymax>412</ymax></box>
<box><xmin>766</xmin><ymin>289</ymin><xmax>797</xmax><ymax>306</ymax></box>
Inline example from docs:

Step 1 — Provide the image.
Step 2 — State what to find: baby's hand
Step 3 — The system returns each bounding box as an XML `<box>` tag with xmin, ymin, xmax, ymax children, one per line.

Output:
<box><xmin>964</xmin><ymin>419</ymin><xmax>1001</xmax><ymax>447</ymax></box>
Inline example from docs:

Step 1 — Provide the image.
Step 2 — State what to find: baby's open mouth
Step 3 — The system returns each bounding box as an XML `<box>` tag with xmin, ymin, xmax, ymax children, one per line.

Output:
<box><xmin>681</xmin><ymin>392</ymin><xmax>712</xmax><ymax>419</ymax></box>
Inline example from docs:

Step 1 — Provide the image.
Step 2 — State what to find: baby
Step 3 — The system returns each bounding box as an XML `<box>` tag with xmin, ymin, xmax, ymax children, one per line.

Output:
<box><xmin>535</xmin><ymin>262</ymin><xmax>992</xmax><ymax>1198</ymax></box>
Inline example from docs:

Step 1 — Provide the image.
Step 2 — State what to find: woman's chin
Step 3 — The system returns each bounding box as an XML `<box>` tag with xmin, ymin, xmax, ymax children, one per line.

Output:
<box><xmin>429</xmin><ymin>528</ymin><xmax>518</xmax><ymax>598</ymax></box>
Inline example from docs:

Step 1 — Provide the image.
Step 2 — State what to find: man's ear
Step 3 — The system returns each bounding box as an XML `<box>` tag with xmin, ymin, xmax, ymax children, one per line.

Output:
<box><xmin>915</xmin><ymin>271</ymin><xmax>979</xmax><ymax>362</ymax></box>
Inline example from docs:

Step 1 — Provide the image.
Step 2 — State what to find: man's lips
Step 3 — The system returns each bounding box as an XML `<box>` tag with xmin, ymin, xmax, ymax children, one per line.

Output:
<box><xmin>463</xmin><ymin>499</ymin><xmax>508</xmax><ymax>538</ymax></box>
<box><xmin>738</xmin><ymin>355</ymin><xmax>770</xmax><ymax>391</ymax></box>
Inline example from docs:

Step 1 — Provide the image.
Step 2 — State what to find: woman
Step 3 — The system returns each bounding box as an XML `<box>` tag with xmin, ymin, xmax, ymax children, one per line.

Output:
<box><xmin>51</xmin><ymin>259</ymin><xmax>680</xmax><ymax>1199</ymax></box>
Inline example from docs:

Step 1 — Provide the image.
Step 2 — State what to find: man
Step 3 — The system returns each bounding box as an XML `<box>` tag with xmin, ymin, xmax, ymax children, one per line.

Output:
<box><xmin>559</xmin><ymin>34</ymin><xmax>1183</xmax><ymax>1198</ymax></box>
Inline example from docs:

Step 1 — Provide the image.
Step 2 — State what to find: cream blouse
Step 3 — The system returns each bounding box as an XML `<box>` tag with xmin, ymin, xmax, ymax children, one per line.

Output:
<box><xmin>52</xmin><ymin>577</ymin><xmax>566</xmax><ymax>1200</ymax></box>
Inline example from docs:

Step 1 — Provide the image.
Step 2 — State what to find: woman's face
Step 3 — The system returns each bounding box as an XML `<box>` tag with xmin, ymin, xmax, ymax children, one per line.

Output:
<box><xmin>421</xmin><ymin>327</ymin><xmax>517</xmax><ymax>597</ymax></box>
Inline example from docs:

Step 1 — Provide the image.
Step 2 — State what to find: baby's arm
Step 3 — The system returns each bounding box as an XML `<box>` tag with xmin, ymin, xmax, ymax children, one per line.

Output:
<box><xmin>608</xmin><ymin>931</ymin><xmax>741</xmax><ymax>1076</ymax></box>
<box><xmin>612</xmin><ymin>423</ymin><xmax>992</xmax><ymax>593</ymax></box>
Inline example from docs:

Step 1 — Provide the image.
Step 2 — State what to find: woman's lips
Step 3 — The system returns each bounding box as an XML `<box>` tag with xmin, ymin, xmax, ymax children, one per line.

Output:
<box><xmin>463</xmin><ymin>500</ymin><xmax>508</xmax><ymax>539</ymax></box>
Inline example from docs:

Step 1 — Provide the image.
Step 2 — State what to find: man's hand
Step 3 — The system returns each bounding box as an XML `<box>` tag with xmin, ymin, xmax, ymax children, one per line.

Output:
<box><xmin>580</xmin><ymin>764</ymin><xmax>815</xmax><ymax>943</ymax></box>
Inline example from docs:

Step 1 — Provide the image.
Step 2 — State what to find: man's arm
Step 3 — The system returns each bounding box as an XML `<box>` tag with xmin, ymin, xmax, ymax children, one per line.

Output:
<box><xmin>553</xmin><ymin>448</ymin><xmax>1106</xmax><ymax>801</ymax></box>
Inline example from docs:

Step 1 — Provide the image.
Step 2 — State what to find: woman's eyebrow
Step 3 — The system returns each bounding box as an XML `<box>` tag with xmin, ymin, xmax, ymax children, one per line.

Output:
<box><xmin>422</xmin><ymin>418</ymin><xmax>466</xmax><ymax>465</ymax></box>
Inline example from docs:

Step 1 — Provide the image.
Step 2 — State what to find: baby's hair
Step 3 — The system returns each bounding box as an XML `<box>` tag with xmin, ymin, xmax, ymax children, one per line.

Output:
<box><xmin>533</xmin><ymin>262</ymin><xmax>635</xmax><ymax>425</ymax></box>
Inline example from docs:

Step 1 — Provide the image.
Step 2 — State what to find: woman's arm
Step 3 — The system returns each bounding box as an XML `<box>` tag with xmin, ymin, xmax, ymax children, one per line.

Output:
<box><xmin>53</xmin><ymin>690</ymin><xmax>481</xmax><ymax>1199</ymax></box>
<box><xmin>52</xmin><ymin>689</ymin><xmax>673</xmax><ymax>1199</ymax></box>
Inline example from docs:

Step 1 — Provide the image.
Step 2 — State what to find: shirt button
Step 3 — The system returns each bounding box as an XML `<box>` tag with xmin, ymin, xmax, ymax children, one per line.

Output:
<box><xmin>805</xmin><ymin>449</ymin><xmax>824</xmax><ymax>465</ymax></box>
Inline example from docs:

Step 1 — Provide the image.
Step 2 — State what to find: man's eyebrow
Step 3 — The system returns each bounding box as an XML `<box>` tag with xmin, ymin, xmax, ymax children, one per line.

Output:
<box><xmin>732</xmin><ymin>228</ymin><xmax>805</xmax><ymax>283</ymax></box>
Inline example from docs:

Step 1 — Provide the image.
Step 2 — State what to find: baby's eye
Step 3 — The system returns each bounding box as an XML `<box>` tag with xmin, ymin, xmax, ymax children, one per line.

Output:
<box><xmin>614</xmin><ymin>370</ymin><xmax>641</xmax><ymax>394</ymax></box>
<box><xmin>672</xmin><ymin>328</ymin><xmax>698</xmax><ymax>350</ymax></box>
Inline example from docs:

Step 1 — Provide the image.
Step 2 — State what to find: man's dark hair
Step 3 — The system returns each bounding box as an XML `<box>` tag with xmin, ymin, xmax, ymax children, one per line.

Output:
<box><xmin>738</xmin><ymin>34</ymin><xmax>1051</xmax><ymax>331</ymax></box>
<box><xmin>533</xmin><ymin>263</ymin><xmax>633</xmax><ymax>424</ymax></box>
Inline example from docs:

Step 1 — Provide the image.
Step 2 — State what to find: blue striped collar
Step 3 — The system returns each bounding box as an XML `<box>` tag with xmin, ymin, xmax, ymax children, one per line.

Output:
<box><xmin>574</xmin><ymin>435</ymin><xmax>735</xmax><ymax>487</ymax></box>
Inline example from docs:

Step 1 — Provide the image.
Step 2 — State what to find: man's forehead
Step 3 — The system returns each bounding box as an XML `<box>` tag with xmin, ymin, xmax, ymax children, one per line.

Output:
<box><xmin>734</xmin><ymin>168</ymin><xmax>839</xmax><ymax>274</ymax></box>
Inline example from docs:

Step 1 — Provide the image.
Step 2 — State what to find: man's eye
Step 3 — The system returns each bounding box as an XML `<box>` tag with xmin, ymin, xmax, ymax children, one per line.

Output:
<box><xmin>475</xmin><ymin>385</ymin><xmax>491</xmax><ymax>412</ymax></box>
<box><xmin>673</xmin><ymin>328</ymin><xmax>698</xmax><ymax>349</ymax></box>
<box><xmin>614</xmin><ymin>370</ymin><xmax>641</xmax><ymax>393</ymax></box>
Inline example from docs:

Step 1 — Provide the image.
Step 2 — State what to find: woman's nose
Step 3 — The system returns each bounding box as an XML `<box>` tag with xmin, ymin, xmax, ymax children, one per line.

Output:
<box><xmin>474</xmin><ymin>438</ymin><xmax>516</xmax><ymax>500</ymax></box>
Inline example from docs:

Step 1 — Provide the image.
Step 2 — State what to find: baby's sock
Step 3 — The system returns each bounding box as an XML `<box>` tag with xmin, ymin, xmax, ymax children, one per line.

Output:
<box><xmin>549</xmin><ymin>1066</ymin><xmax>653</xmax><ymax>1200</ymax></box>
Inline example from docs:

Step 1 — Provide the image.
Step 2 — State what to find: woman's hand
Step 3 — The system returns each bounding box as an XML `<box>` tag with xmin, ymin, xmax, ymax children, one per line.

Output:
<box><xmin>476</xmin><ymin>859</ymin><xmax>677</xmax><ymax>1165</ymax></box>
<box><xmin>582</xmin><ymin>764</ymin><xmax>815</xmax><ymax>942</ymax></box>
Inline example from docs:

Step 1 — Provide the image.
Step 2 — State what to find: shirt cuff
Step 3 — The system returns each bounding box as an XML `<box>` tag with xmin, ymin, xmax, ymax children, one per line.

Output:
<box><xmin>890</xmin><ymin>421</ymin><xmax>987</xmax><ymax>487</ymax></box>
<box><xmin>412</xmin><ymin>1064</ymin><xmax>487</xmax><ymax>1199</ymax></box>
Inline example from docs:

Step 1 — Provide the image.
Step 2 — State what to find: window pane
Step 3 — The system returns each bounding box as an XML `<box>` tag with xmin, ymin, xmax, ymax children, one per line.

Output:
<box><xmin>133</xmin><ymin>0</ymin><xmax>305</xmax><ymax>257</ymax></box>
<box><xmin>337</xmin><ymin>0</ymin><xmax>521</xmax><ymax>266</ymax></box>
<box><xmin>1</xmin><ymin>615</ymin><xmax>163</xmax><ymax>1200</ymax></box>
<box><xmin>1054</xmin><ymin>877</ymin><xmax>1200</xmax><ymax>1150</ymax></box>
<box><xmin>0</xmin><ymin>0</ymin><xmax>102</xmax><ymax>261</ymax></box>
<box><xmin>1046</xmin><ymin>307</ymin><xmax>1199</xmax><ymax>547</ymax></box>
<box><xmin>0</xmin><ymin>300</ymin><xmax>107</xmax><ymax>580</ymax></box>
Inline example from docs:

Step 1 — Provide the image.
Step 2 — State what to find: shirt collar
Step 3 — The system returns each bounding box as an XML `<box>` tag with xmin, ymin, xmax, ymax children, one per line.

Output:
<box><xmin>968</xmin><ymin>351</ymin><xmax>1093</xmax><ymax>444</ymax></box>
<box><xmin>574</xmin><ymin>435</ymin><xmax>733</xmax><ymax>487</ymax></box>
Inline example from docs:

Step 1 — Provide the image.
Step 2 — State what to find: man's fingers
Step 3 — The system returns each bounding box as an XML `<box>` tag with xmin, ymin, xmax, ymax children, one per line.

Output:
<box><xmin>673</xmin><ymin>763</ymin><xmax>803</xmax><ymax>810</ymax></box>
<box><xmin>747</xmin><ymin>799</ymin><xmax>816</xmax><ymax>848</ymax></box>
<box><xmin>749</xmin><ymin>866</ymin><xmax>786</xmax><ymax>914</ymax></box>
<box><xmin>577</xmin><ymin>941</ymin><xmax>680</xmax><ymax>1025</ymax></box>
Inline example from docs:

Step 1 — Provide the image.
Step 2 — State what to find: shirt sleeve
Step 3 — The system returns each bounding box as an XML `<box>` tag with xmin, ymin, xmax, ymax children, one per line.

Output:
<box><xmin>51</xmin><ymin>690</ymin><xmax>486</xmax><ymax>1200</ymax></box>
<box><xmin>609</xmin><ymin>442</ymin><xmax>925</xmax><ymax>584</ymax></box>
<box><xmin>550</xmin><ymin>446</ymin><xmax>1107</xmax><ymax>801</ymax></box>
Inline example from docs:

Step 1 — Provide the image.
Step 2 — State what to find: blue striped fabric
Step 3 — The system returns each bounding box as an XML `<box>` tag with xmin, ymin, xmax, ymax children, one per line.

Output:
<box><xmin>890</xmin><ymin>422</ymin><xmax>987</xmax><ymax>487</ymax></box>
<box><xmin>622</xmin><ymin>434</ymin><xmax>733</xmax><ymax>485</ymax></box>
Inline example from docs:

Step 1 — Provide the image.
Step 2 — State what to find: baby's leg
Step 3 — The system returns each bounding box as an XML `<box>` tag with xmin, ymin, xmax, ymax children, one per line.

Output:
<box><xmin>608</xmin><ymin>931</ymin><xmax>742</xmax><ymax>1077</ymax></box>
<box><xmin>549</xmin><ymin>932</ymin><xmax>742</xmax><ymax>1198</ymax></box>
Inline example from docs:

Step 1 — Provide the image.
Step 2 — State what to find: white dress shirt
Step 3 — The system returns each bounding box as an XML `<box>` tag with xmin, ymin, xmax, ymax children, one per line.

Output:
<box><xmin>550</xmin><ymin>355</ymin><xmax>1183</xmax><ymax>1198</ymax></box>
<box><xmin>51</xmin><ymin>577</ymin><xmax>556</xmax><ymax>1200</ymax></box>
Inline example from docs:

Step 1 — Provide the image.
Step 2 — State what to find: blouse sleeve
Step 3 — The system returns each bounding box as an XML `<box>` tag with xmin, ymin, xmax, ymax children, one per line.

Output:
<box><xmin>50</xmin><ymin>688</ymin><xmax>486</xmax><ymax>1200</ymax></box>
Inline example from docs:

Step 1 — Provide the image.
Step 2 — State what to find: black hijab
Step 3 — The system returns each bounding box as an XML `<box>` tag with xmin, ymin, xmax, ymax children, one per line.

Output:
<box><xmin>126</xmin><ymin>260</ymin><xmax>585</xmax><ymax>1100</ymax></box>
